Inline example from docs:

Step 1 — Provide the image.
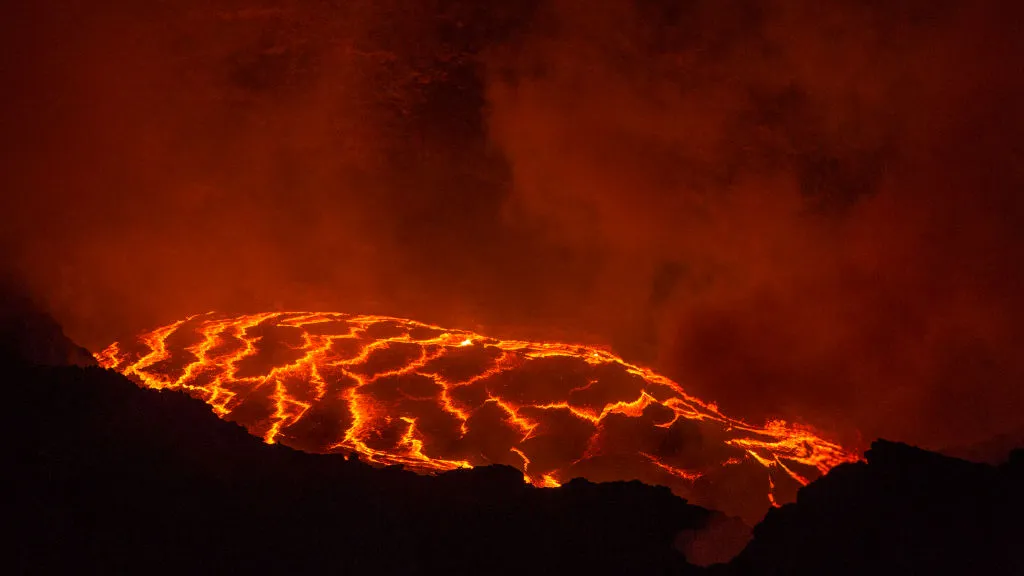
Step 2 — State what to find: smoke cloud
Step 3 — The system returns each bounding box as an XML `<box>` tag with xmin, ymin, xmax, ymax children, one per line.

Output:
<box><xmin>2</xmin><ymin>0</ymin><xmax>1022</xmax><ymax>452</ymax></box>
<box><xmin>484</xmin><ymin>0</ymin><xmax>1024</xmax><ymax>450</ymax></box>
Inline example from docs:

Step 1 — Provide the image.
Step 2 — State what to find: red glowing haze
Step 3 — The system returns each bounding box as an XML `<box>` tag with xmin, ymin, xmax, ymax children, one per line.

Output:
<box><xmin>2</xmin><ymin>0</ymin><xmax>1023</xmax><ymax>458</ymax></box>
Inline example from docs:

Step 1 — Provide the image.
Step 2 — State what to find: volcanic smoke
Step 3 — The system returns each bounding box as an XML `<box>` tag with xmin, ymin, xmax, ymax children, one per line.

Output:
<box><xmin>97</xmin><ymin>311</ymin><xmax>857</xmax><ymax>516</ymax></box>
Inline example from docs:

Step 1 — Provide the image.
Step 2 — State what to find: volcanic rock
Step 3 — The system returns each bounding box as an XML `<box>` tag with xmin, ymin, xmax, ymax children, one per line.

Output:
<box><xmin>10</xmin><ymin>362</ymin><xmax>712</xmax><ymax>574</ymax></box>
<box><xmin>0</xmin><ymin>281</ymin><xmax>95</xmax><ymax>367</ymax></box>
<box><xmin>720</xmin><ymin>439</ymin><xmax>1023</xmax><ymax>575</ymax></box>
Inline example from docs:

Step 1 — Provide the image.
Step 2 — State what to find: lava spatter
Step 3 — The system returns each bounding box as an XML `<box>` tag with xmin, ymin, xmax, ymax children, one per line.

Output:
<box><xmin>96</xmin><ymin>312</ymin><xmax>859</xmax><ymax>511</ymax></box>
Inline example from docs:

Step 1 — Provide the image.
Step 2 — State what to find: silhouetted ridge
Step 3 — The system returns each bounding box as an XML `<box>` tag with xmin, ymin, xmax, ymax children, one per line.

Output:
<box><xmin>12</xmin><ymin>362</ymin><xmax>712</xmax><ymax>575</ymax></box>
<box><xmin>0</xmin><ymin>281</ymin><xmax>95</xmax><ymax>367</ymax></box>
<box><xmin>941</xmin><ymin>427</ymin><xmax>1024</xmax><ymax>464</ymax></box>
<box><xmin>721</xmin><ymin>439</ymin><xmax>1023</xmax><ymax>575</ymax></box>
<box><xmin>1008</xmin><ymin>448</ymin><xmax>1024</xmax><ymax>473</ymax></box>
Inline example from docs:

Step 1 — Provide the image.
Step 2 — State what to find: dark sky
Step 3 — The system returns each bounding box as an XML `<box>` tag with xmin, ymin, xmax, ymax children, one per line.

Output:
<box><xmin>3</xmin><ymin>0</ymin><xmax>1023</xmax><ymax>452</ymax></box>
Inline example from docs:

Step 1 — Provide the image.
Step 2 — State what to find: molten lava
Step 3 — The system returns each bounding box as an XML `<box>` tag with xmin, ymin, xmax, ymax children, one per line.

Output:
<box><xmin>96</xmin><ymin>312</ymin><xmax>858</xmax><ymax>513</ymax></box>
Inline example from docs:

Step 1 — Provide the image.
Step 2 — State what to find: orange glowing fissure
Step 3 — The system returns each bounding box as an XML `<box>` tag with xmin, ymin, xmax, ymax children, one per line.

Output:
<box><xmin>95</xmin><ymin>312</ymin><xmax>858</xmax><ymax>504</ymax></box>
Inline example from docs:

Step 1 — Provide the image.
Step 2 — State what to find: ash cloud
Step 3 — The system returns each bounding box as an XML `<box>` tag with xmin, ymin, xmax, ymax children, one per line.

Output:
<box><xmin>0</xmin><ymin>1</ymin><xmax>536</xmax><ymax>349</ymax></box>
<box><xmin>483</xmin><ymin>0</ymin><xmax>1024</xmax><ymax>450</ymax></box>
<box><xmin>3</xmin><ymin>0</ymin><xmax>1023</xmax><ymax>452</ymax></box>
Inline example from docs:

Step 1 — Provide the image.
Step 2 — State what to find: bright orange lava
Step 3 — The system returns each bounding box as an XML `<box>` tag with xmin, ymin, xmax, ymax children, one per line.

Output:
<box><xmin>95</xmin><ymin>312</ymin><xmax>858</xmax><ymax>508</ymax></box>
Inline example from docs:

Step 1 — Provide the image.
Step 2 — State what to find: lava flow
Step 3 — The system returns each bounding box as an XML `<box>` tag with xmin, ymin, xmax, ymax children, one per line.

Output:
<box><xmin>96</xmin><ymin>312</ymin><xmax>858</xmax><ymax>516</ymax></box>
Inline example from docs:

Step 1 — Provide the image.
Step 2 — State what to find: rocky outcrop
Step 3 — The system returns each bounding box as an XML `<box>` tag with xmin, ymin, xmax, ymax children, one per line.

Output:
<box><xmin>10</xmin><ymin>361</ymin><xmax>710</xmax><ymax>575</ymax></box>
<box><xmin>721</xmin><ymin>439</ymin><xmax>1023</xmax><ymax>575</ymax></box>
<box><xmin>0</xmin><ymin>282</ymin><xmax>95</xmax><ymax>367</ymax></box>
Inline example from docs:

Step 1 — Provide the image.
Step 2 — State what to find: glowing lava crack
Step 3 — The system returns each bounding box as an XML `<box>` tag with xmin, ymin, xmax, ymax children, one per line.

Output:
<box><xmin>96</xmin><ymin>312</ymin><xmax>858</xmax><ymax>514</ymax></box>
